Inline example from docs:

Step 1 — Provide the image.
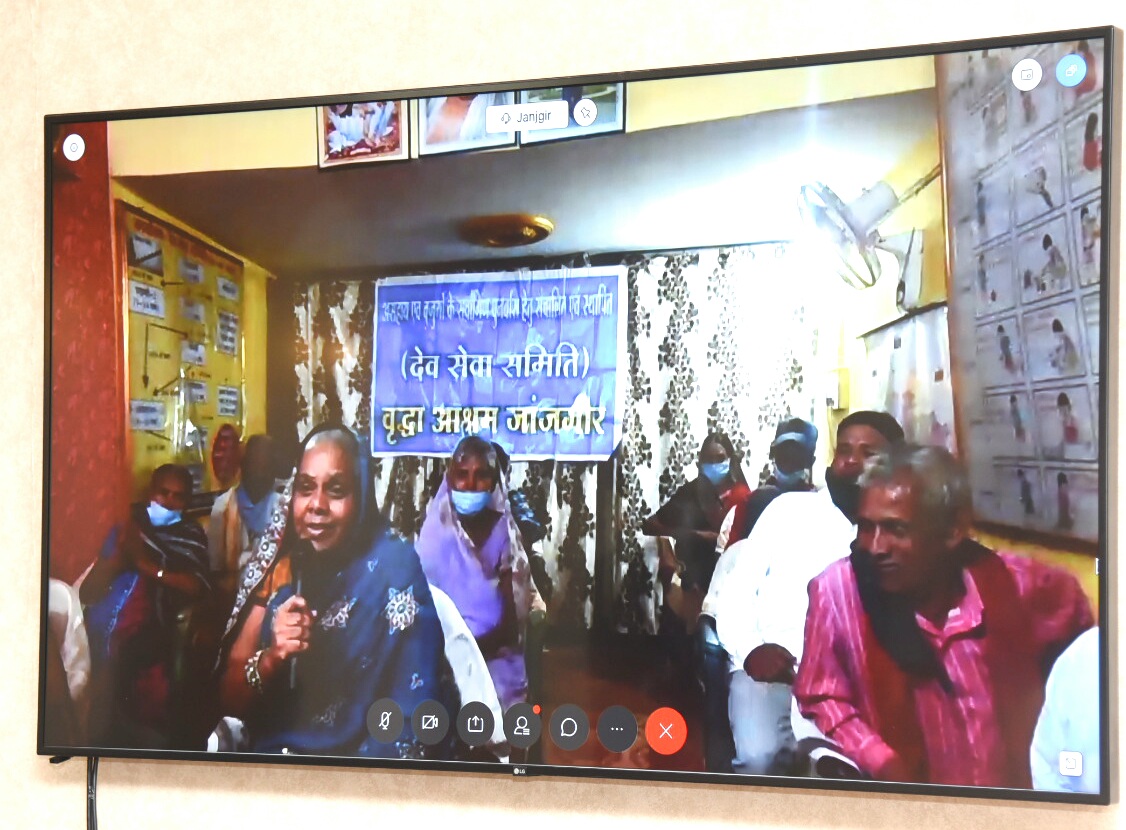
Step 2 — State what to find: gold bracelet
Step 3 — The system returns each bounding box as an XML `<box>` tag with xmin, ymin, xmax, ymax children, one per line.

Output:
<box><xmin>244</xmin><ymin>648</ymin><xmax>266</xmax><ymax>694</ymax></box>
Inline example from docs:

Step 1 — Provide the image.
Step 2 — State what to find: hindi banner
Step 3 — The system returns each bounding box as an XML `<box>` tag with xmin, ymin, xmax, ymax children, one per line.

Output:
<box><xmin>372</xmin><ymin>267</ymin><xmax>625</xmax><ymax>460</ymax></box>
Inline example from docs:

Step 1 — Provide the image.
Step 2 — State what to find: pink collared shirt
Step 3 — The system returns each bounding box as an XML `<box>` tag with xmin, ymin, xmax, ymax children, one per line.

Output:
<box><xmin>794</xmin><ymin>552</ymin><xmax>1093</xmax><ymax>786</ymax></box>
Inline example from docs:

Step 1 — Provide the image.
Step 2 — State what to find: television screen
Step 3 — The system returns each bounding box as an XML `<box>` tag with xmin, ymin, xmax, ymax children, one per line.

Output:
<box><xmin>41</xmin><ymin>26</ymin><xmax>1114</xmax><ymax>804</ymax></box>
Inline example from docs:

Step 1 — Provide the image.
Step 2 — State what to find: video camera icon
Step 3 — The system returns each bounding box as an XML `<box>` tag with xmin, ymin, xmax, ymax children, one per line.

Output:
<box><xmin>411</xmin><ymin>699</ymin><xmax>450</xmax><ymax>746</ymax></box>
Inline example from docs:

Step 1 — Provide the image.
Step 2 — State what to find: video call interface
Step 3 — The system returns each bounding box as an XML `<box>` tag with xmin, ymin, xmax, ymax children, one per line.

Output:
<box><xmin>42</xmin><ymin>31</ymin><xmax>1109</xmax><ymax>802</ymax></box>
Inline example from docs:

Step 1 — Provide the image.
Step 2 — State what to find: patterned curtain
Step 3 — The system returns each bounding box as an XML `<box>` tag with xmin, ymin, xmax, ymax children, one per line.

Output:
<box><xmin>615</xmin><ymin>245</ymin><xmax>817</xmax><ymax>632</ymax></box>
<box><xmin>292</xmin><ymin>242</ymin><xmax>816</xmax><ymax>633</ymax></box>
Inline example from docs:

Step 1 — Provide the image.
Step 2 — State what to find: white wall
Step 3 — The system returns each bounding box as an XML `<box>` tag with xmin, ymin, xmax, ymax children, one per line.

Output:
<box><xmin>5</xmin><ymin>1</ymin><xmax>1121</xmax><ymax>827</ymax></box>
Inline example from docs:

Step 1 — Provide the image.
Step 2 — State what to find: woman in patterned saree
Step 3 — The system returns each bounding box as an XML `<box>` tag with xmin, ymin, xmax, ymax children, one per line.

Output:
<box><xmin>217</xmin><ymin>424</ymin><xmax>455</xmax><ymax>759</ymax></box>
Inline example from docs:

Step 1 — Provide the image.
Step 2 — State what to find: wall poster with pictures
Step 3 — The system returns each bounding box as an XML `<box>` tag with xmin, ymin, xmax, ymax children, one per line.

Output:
<box><xmin>118</xmin><ymin>203</ymin><xmax>246</xmax><ymax>497</ymax></box>
<box><xmin>937</xmin><ymin>39</ymin><xmax>1101</xmax><ymax>544</ymax></box>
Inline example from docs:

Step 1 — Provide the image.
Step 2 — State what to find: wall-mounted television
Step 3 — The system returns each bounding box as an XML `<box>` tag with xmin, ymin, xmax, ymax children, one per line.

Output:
<box><xmin>40</xmin><ymin>26</ymin><xmax>1115</xmax><ymax>805</ymax></box>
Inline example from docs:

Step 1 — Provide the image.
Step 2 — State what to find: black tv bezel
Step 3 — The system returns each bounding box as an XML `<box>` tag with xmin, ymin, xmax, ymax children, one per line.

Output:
<box><xmin>39</xmin><ymin>24</ymin><xmax>1118</xmax><ymax>806</ymax></box>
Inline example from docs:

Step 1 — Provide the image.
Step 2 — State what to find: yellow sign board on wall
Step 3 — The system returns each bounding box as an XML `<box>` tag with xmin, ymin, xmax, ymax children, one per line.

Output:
<box><xmin>119</xmin><ymin>203</ymin><xmax>245</xmax><ymax>498</ymax></box>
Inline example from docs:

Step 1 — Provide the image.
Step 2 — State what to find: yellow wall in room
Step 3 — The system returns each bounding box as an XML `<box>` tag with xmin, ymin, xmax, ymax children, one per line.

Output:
<box><xmin>627</xmin><ymin>56</ymin><xmax>936</xmax><ymax>131</ymax></box>
<box><xmin>108</xmin><ymin>58</ymin><xmax>936</xmax><ymax>177</ymax></box>
<box><xmin>113</xmin><ymin>182</ymin><xmax>272</xmax><ymax>459</ymax></box>
<box><xmin>109</xmin><ymin>108</ymin><xmax>317</xmax><ymax>176</ymax></box>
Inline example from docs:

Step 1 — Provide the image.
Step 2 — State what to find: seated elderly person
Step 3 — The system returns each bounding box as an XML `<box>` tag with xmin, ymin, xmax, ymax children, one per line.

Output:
<box><xmin>415</xmin><ymin>436</ymin><xmax>543</xmax><ymax>709</ymax></box>
<box><xmin>81</xmin><ymin>464</ymin><xmax>214</xmax><ymax>750</ymax></box>
<box><xmin>208</xmin><ymin>433</ymin><xmax>282</xmax><ymax>598</ymax></box>
<box><xmin>795</xmin><ymin>444</ymin><xmax>1093</xmax><ymax>787</ymax></box>
<box><xmin>702</xmin><ymin>411</ymin><xmax>902</xmax><ymax>775</ymax></box>
<box><xmin>218</xmin><ymin>425</ymin><xmax>455</xmax><ymax>759</ymax></box>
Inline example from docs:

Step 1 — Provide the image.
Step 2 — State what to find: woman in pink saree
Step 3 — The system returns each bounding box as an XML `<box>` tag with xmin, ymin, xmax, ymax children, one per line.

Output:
<box><xmin>416</xmin><ymin>436</ymin><xmax>541</xmax><ymax>709</ymax></box>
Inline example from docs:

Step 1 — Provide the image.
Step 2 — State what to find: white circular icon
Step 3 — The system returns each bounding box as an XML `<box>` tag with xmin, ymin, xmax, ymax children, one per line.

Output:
<box><xmin>62</xmin><ymin>133</ymin><xmax>85</xmax><ymax>162</ymax></box>
<box><xmin>1011</xmin><ymin>58</ymin><xmax>1043</xmax><ymax>92</ymax></box>
<box><xmin>572</xmin><ymin>98</ymin><xmax>598</xmax><ymax>127</ymax></box>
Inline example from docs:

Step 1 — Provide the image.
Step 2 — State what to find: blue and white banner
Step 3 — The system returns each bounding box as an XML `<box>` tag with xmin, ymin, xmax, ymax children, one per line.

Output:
<box><xmin>372</xmin><ymin>266</ymin><xmax>626</xmax><ymax>460</ymax></box>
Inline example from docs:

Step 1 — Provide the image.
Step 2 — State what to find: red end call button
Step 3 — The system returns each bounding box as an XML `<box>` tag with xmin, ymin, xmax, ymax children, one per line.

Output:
<box><xmin>645</xmin><ymin>707</ymin><xmax>687</xmax><ymax>755</ymax></box>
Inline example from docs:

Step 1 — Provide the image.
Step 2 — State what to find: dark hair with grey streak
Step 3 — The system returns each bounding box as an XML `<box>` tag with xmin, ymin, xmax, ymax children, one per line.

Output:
<box><xmin>858</xmin><ymin>443</ymin><xmax>972</xmax><ymax>530</ymax></box>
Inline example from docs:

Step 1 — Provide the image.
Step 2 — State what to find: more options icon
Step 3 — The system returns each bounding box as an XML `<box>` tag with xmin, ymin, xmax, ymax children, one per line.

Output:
<box><xmin>597</xmin><ymin>705</ymin><xmax>638</xmax><ymax>753</ymax></box>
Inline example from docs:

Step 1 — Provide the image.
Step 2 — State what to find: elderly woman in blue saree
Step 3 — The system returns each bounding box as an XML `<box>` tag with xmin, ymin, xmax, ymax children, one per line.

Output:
<box><xmin>415</xmin><ymin>436</ymin><xmax>542</xmax><ymax>710</ymax></box>
<box><xmin>218</xmin><ymin>424</ymin><xmax>455</xmax><ymax>760</ymax></box>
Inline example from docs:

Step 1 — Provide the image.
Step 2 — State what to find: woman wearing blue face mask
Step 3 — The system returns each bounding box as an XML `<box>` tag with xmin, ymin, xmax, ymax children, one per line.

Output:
<box><xmin>643</xmin><ymin>433</ymin><xmax>750</xmax><ymax>603</ymax></box>
<box><xmin>80</xmin><ymin>464</ymin><xmax>213</xmax><ymax>750</ymax></box>
<box><xmin>415</xmin><ymin>435</ymin><xmax>540</xmax><ymax>709</ymax></box>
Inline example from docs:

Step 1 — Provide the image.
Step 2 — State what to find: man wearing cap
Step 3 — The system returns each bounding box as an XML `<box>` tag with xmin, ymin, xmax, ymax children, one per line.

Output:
<box><xmin>702</xmin><ymin>411</ymin><xmax>904</xmax><ymax>775</ymax></box>
<box><xmin>718</xmin><ymin>417</ymin><xmax>819</xmax><ymax>552</ymax></box>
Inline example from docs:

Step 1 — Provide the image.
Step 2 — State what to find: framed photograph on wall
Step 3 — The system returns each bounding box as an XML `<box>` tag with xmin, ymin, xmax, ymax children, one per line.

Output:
<box><xmin>317</xmin><ymin>101</ymin><xmax>409</xmax><ymax>167</ymax></box>
<box><xmin>518</xmin><ymin>83</ymin><xmax>626</xmax><ymax>145</ymax></box>
<box><xmin>418</xmin><ymin>92</ymin><xmax>517</xmax><ymax>156</ymax></box>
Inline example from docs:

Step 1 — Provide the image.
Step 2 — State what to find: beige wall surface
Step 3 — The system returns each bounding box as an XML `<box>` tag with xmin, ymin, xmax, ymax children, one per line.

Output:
<box><xmin>5</xmin><ymin>1</ymin><xmax>1121</xmax><ymax>828</ymax></box>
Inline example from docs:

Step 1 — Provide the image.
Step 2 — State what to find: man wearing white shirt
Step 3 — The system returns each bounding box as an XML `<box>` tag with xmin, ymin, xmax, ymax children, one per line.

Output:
<box><xmin>703</xmin><ymin>411</ymin><xmax>903</xmax><ymax>774</ymax></box>
<box><xmin>1031</xmin><ymin>626</ymin><xmax>1100</xmax><ymax>795</ymax></box>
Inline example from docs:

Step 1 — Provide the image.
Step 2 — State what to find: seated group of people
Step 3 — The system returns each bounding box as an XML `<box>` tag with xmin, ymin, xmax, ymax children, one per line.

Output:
<box><xmin>649</xmin><ymin>412</ymin><xmax>1098</xmax><ymax>793</ymax></box>
<box><xmin>54</xmin><ymin>426</ymin><xmax>544</xmax><ymax>761</ymax></box>
<box><xmin>47</xmin><ymin>411</ymin><xmax>1101</xmax><ymax>792</ymax></box>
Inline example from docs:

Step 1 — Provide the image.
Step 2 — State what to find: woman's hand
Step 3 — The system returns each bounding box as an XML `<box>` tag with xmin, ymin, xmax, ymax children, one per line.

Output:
<box><xmin>270</xmin><ymin>595</ymin><xmax>315</xmax><ymax>661</ymax></box>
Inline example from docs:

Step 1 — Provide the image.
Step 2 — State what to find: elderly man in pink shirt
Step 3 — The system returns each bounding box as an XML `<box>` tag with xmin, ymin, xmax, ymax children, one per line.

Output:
<box><xmin>795</xmin><ymin>444</ymin><xmax>1093</xmax><ymax>787</ymax></box>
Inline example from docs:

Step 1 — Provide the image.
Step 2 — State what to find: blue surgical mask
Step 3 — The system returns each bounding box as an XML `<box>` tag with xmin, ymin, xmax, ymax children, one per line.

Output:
<box><xmin>772</xmin><ymin>465</ymin><xmax>809</xmax><ymax>489</ymax></box>
<box><xmin>147</xmin><ymin>501</ymin><xmax>182</xmax><ymax>527</ymax></box>
<box><xmin>699</xmin><ymin>460</ymin><xmax>730</xmax><ymax>485</ymax></box>
<box><xmin>450</xmin><ymin>488</ymin><xmax>492</xmax><ymax>516</ymax></box>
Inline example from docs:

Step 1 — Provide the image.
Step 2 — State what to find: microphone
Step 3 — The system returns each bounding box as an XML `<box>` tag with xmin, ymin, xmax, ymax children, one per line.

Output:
<box><xmin>289</xmin><ymin>540</ymin><xmax>313</xmax><ymax>691</ymax></box>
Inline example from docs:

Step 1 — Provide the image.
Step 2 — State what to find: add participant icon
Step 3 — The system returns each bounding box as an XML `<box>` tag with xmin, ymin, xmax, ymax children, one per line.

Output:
<box><xmin>645</xmin><ymin>707</ymin><xmax>687</xmax><ymax>756</ymax></box>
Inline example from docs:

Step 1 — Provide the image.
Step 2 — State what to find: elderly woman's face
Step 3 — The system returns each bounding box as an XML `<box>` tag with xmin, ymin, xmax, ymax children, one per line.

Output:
<box><xmin>447</xmin><ymin>451</ymin><xmax>496</xmax><ymax>493</ymax></box>
<box><xmin>293</xmin><ymin>440</ymin><xmax>357</xmax><ymax>553</ymax></box>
